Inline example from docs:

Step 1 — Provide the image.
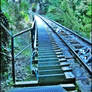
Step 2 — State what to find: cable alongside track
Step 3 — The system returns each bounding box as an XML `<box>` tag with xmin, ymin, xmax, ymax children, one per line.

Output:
<box><xmin>38</xmin><ymin>15</ymin><xmax>92</xmax><ymax>75</ymax></box>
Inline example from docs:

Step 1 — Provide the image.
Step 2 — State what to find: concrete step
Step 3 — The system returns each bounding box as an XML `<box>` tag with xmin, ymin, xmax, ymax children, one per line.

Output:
<box><xmin>38</xmin><ymin>61</ymin><xmax>60</xmax><ymax>66</ymax></box>
<box><xmin>38</xmin><ymin>69</ymin><xmax>63</xmax><ymax>75</ymax></box>
<box><xmin>60</xmin><ymin>62</ymin><xmax>70</xmax><ymax>66</ymax></box>
<box><xmin>11</xmin><ymin>85</ymin><xmax>67</xmax><ymax>92</ymax></box>
<box><xmin>38</xmin><ymin>62</ymin><xmax>60</xmax><ymax>66</ymax></box>
<box><xmin>68</xmin><ymin>90</ymin><xmax>77</xmax><ymax>92</ymax></box>
<box><xmin>61</xmin><ymin>66</ymin><xmax>72</xmax><ymax>72</ymax></box>
<box><xmin>38</xmin><ymin>60</ymin><xmax>58</xmax><ymax>63</ymax></box>
<box><xmin>38</xmin><ymin>50</ymin><xmax>54</xmax><ymax>53</ymax></box>
<box><xmin>39</xmin><ymin>74</ymin><xmax>65</xmax><ymax>84</ymax></box>
<box><xmin>39</xmin><ymin>53</ymin><xmax>56</xmax><ymax>56</ymax></box>
<box><xmin>51</xmin><ymin>43</ymin><xmax>57</xmax><ymax>45</ymax></box>
<box><xmin>60</xmin><ymin>84</ymin><xmax>75</xmax><ymax>91</ymax></box>
<box><xmin>53</xmin><ymin>47</ymin><xmax>60</xmax><ymax>50</ymax></box>
<box><xmin>64</xmin><ymin>72</ymin><xmax>75</xmax><ymax>83</ymax></box>
<box><xmin>38</xmin><ymin>65</ymin><xmax>61</xmax><ymax>70</ymax></box>
<box><xmin>52</xmin><ymin>45</ymin><xmax>59</xmax><ymax>48</ymax></box>
<box><xmin>51</xmin><ymin>42</ymin><xmax>57</xmax><ymax>44</ymax></box>
<box><xmin>14</xmin><ymin>81</ymin><xmax>38</xmax><ymax>87</ymax></box>
<box><xmin>56</xmin><ymin>52</ymin><xmax>63</xmax><ymax>55</ymax></box>
<box><xmin>64</xmin><ymin>72</ymin><xmax>75</xmax><ymax>79</ymax></box>
<box><xmin>38</xmin><ymin>58</ymin><xmax>58</xmax><ymax>61</ymax></box>
<box><xmin>54</xmin><ymin>49</ymin><xmax>62</xmax><ymax>52</ymax></box>
<box><xmin>38</xmin><ymin>47</ymin><xmax>53</xmax><ymax>51</ymax></box>
<box><xmin>38</xmin><ymin>54</ymin><xmax>56</xmax><ymax>58</ymax></box>
<box><xmin>58</xmin><ymin>58</ymin><xmax>67</xmax><ymax>62</ymax></box>
<box><xmin>57</xmin><ymin>55</ymin><xmax>65</xmax><ymax>58</ymax></box>
<box><xmin>38</xmin><ymin>46</ymin><xmax>52</xmax><ymax>48</ymax></box>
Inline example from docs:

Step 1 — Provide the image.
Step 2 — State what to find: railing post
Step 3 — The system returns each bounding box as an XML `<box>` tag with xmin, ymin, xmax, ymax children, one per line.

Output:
<box><xmin>11</xmin><ymin>37</ymin><xmax>15</xmax><ymax>84</ymax></box>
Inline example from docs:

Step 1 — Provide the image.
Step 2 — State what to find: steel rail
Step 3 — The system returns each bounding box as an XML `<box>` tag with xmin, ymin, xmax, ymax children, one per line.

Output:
<box><xmin>50</xmin><ymin>19</ymin><xmax>92</xmax><ymax>45</ymax></box>
<box><xmin>38</xmin><ymin>15</ymin><xmax>92</xmax><ymax>75</ymax></box>
<box><xmin>38</xmin><ymin>15</ymin><xmax>92</xmax><ymax>45</ymax></box>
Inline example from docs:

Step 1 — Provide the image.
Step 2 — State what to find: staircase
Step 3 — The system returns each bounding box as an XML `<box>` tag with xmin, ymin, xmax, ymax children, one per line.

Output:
<box><xmin>35</xmin><ymin>16</ymin><xmax>76</xmax><ymax>91</ymax></box>
<box><xmin>38</xmin><ymin>26</ymin><xmax>65</xmax><ymax>85</ymax></box>
<box><xmin>9</xmin><ymin>16</ymin><xmax>76</xmax><ymax>92</ymax></box>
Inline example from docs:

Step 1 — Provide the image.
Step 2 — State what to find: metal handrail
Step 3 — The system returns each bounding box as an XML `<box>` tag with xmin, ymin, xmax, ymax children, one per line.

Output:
<box><xmin>13</xmin><ymin>22</ymin><xmax>35</xmax><ymax>37</ymax></box>
<box><xmin>13</xmin><ymin>28</ymin><xmax>32</xmax><ymax>38</ymax></box>
<box><xmin>1</xmin><ymin>18</ymin><xmax>36</xmax><ymax>84</ymax></box>
<box><xmin>14</xmin><ymin>44</ymin><xmax>32</xmax><ymax>58</ymax></box>
<box><xmin>0</xmin><ymin>23</ymin><xmax>13</xmax><ymax>37</ymax></box>
<box><xmin>34</xmin><ymin>22</ymin><xmax>37</xmax><ymax>49</ymax></box>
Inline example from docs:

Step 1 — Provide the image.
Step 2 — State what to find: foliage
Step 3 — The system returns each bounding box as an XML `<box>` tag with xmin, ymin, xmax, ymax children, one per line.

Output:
<box><xmin>32</xmin><ymin>3</ymin><xmax>37</xmax><ymax>12</ymax></box>
<box><xmin>1</xmin><ymin>0</ymin><xmax>16</xmax><ymax>25</ymax></box>
<box><xmin>0</xmin><ymin>10</ymin><xmax>12</xmax><ymax>92</ymax></box>
<box><xmin>1</xmin><ymin>0</ymin><xmax>32</xmax><ymax>34</ymax></box>
<box><xmin>1</xmin><ymin>0</ymin><xmax>32</xmax><ymax>91</ymax></box>
<box><xmin>44</xmin><ymin>0</ymin><xmax>91</xmax><ymax>40</ymax></box>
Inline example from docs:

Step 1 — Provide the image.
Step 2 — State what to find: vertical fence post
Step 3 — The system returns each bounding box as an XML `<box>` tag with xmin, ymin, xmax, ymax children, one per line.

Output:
<box><xmin>11</xmin><ymin>37</ymin><xmax>15</xmax><ymax>84</ymax></box>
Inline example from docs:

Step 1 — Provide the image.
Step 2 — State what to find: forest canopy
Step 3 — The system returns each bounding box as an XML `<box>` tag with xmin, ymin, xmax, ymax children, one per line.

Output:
<box><xmin>1</xmin><ymin>0</ymin><xmax>91</xmax><ymax>40</ymax></box>
<box><xmin>43</xmin><ymin>0</ymin><xmax>92</xmax><ymax>40</ymax></box>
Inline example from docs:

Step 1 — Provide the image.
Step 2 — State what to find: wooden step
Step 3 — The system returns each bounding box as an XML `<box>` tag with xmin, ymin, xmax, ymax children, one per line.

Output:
<box><xmin>38</xmin><ymin>62</ymin><xmax>60</xmax><ymax>66</ymax></box>
<box><xmin>58</xmin><ymin>58</ymin><xmax>67</xmax><ymax>62</ymax></box>
<box><xmin>56</xmin><ymin>52</ymin><xmax>63</xmax><ymax>55</ymax></box>
<box><xmin>38</xmin><ymin>65</ymin><xmax>61</xmax><ymax>70</ymax></box>
<box><xmin>38</xmin><ymin>54</ymin><xmax>56</xmax><ymax>58</ymax></box>
<box><xmin>14</xmin><ymin>81</ymin><xmax>38</xmax><ymax>87</ymax></box>
<box><xmin>39</xmin><ymin>74</ymin><xmax>65</xmax><ymax>84</ymax></box>
<box><xmin>38</xmin><ymin>52</ymin><xmax>54</xmax><ymax>55</ymax></box>
<box><xmin>54</xmin><ymin>49</ymin><xmax>62</xmax><ymax>52</ymax></box>
<box><xmin>64</xmin><ymin>72</ymin><xmax>75</xmax><ymax>83</ymax></box>
<box><xmin>38</xmin><ymin>50</ymin><xmax>54</xmax><ymax>52</ymax></box>
<box><xmin>64</xmin><ymin>72</ymin><xmax>75</xmax><ymax>79</ymax></box>
<box><xmin>38</xmin><ymin>69</ymin><xmax>63</xmax><ymax>75</ymax></box>
<box><xmin>60</xmin><ymin>62</ymin><xmax>70</xmax><ymax>66</ymax></box>
<box><xmin>60</xmin><ymin>84</ymin><xmax>75</xmax><ymax>91</ymax></box>
<box><xmin>57</xmin><ymin>55</ymin><xmax>65</xmax><ymax>58</ymax></box>
<box><xmin>38</xmin><ymin>58</ymin><xmax>58</xmax><ymax>61</ymax></box>
<box><xmin>38</xmin><ymin>60</ymin><xmax>59</xmax><ymax>63</ymax></box>
<box><xmin>13</xmin><ymin>85</ymin><xmax>67</xmax><ymax>91</ymax></box>
<box><xmin>38</xmin><ymin>61</ymin><xmax>60</xmax><ymax>66</ymax></box>
<box><xmin>61</xmin><ymin>66</ymin><xmax>72</xmax><ymax>72</ymax></box>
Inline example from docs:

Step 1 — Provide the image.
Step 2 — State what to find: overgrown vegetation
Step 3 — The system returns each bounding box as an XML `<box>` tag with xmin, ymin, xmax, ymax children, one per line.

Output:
<box><xmin>1</xmin><ymin>0</ymin><xmax>33</xmax><ymax>92</ymax></box>
<box><xmin>0</xmin><ymin>11</ymin><xmax>12</xmax><ymax>92</ymax></box>
<box><xmin>1</xmin><ymin>0</ymin><xmax>32</xmax><ymax>34</ymax></box>
<box><xmin>43</xmin><ymin>0</ymin><xmax>91</xmax><ymax>40</ymax></box>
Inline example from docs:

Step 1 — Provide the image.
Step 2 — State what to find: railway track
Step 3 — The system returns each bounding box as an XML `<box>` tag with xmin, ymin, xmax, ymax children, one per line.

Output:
<box><xmin>9</xmin><ymin>15</ymin><xmax>91</xmax><ymax>92</ymax></box>
<box><xmin>35</xmin><ymin>16</ymin><xmax>76</xmax><ymax>91</ymax></box>
<box><xmin>12</xmin><ymin>15</ymin><xmax>76</xmax><ymax>92</ymax></box>
<box><xmin>38</xmin><ymin>15</ymin><xmax>92</xmax><ymax>75</ymax></box>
